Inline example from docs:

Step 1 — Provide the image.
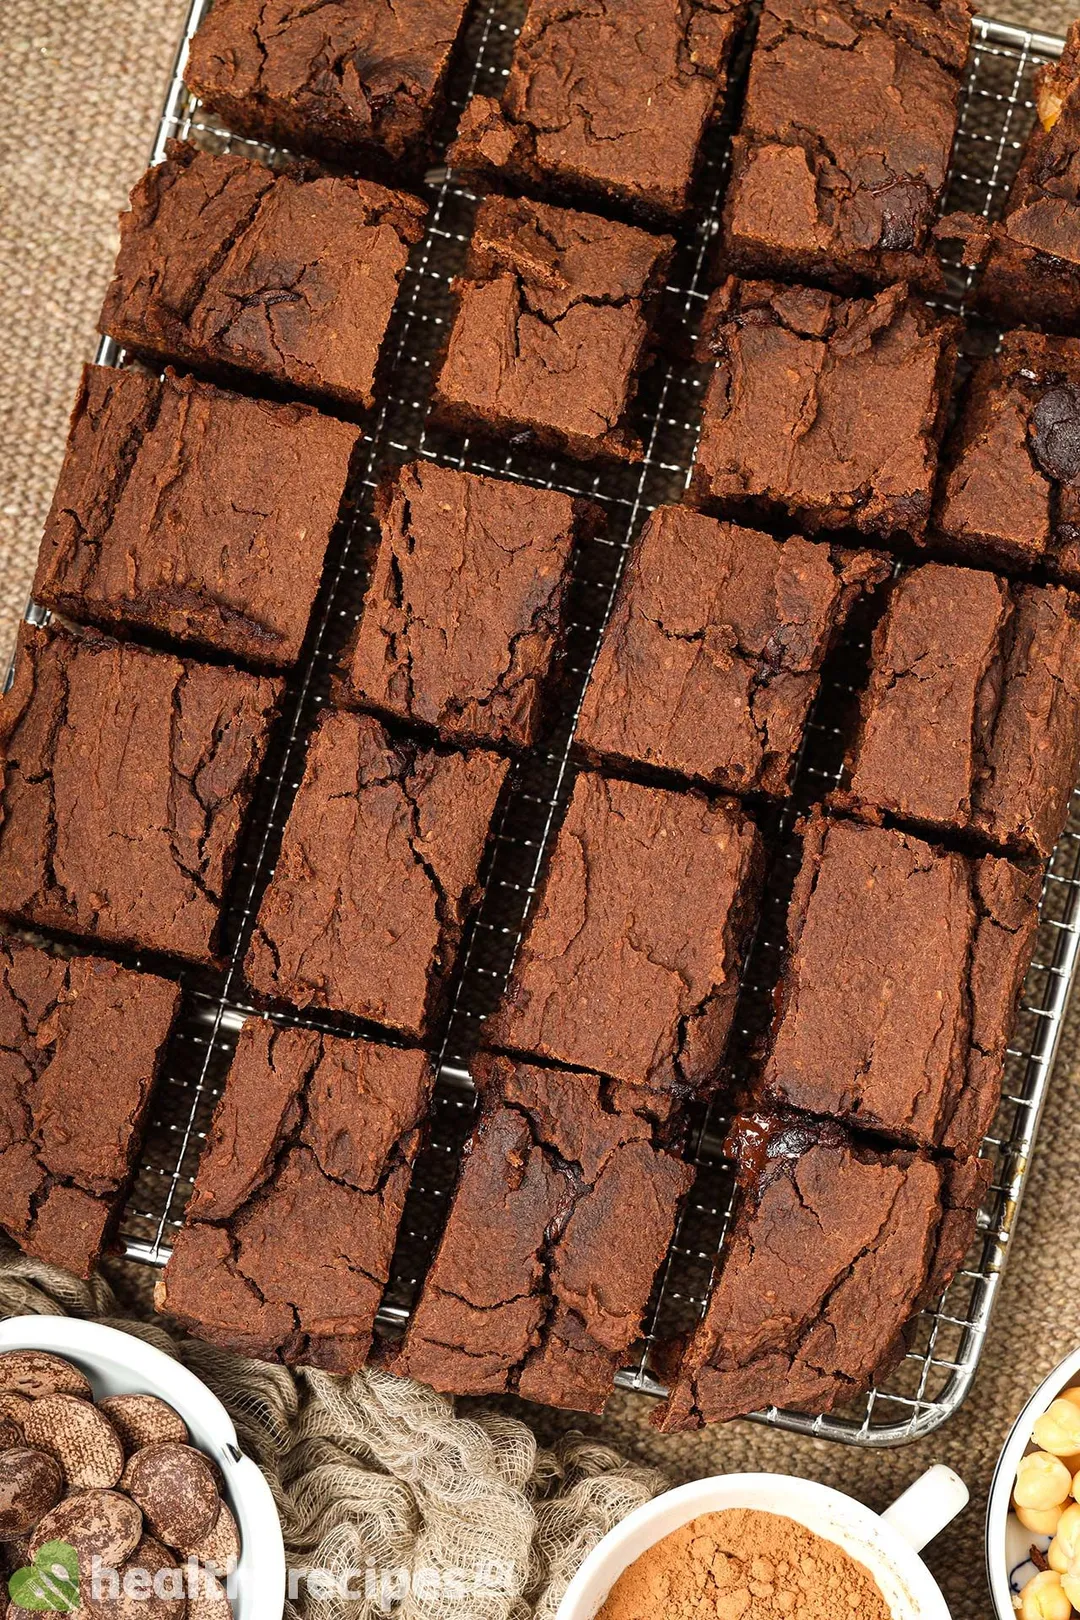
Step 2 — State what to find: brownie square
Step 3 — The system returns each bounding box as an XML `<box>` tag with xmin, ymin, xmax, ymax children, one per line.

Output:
<box><xmin>934</xmin><ymin>331</ymin><xmax>1080</xmax><ymax>586</ymax></box>
<box><xmin>0</xmin><ymin>625</ymin><xmax>281</xmax><ymax>966</ymax></box>
<box><xmin>722</xmin><ymin>0</ymin><xmax>971</xmax><ymax>291</ymax></box>
<box><xmin>655</xmin><ymin>1111</ymin><xmax>989</xmax><ymax>1430</ymax></box>
<box><xmin>0</xmin><ymin>939</ymin><xmax>180</xmax><ymax>1278</ymax></box>
<box><xmin>836</xmin><ymin>563</ymin><xmax>1080</xmax><ymax>860</ymax></box>
<box><xmin>338</xmin><ymin>462</ymin><xmax>594</xmax><ymax>748</ymax></box>
<box><xmin>448</xmin><ymin>0</ymin><xmax>745</xmax><ymax>220</ymax></box>
<box><xmin>99</xmin><ymin>141</ymin><xmax>427</xmax><ymax>411</ymax></box>
<box><xmin>691</xmin><ymin>279</ymin><xmax>958</xmax><ymax>540</ymax></box>
<box><xmin>184</xmin><ymin>0</ymin><xmax>471</xmax><ymax>165</ymax></box>
<box><xmin>760</xmin><ymin>815</ymin><xmax>1041</xmax><ymax>1155</ymax></box>
<box><xmin>485</xmin><ymin>769</ymin><xmax>763</xmax><ymax>1096</ymax></box>
<box><xmin>577</xmin><ymin>506</ymin><xmax>888</xmax><ymax>795</ymax></box>
<box><xmin>398</xmin><ymin>1054</ymin><xmax>693</xmax><ymax>1412</ymax></box>
<box><xmin>974</xmin><ymin>24</ymin><xmax>1080</xmax><ymax>330</ymax></box>
<box><xmin>33</xmin><ymin>365</ymin><xmax>359</xmax><ymax>669</ymax></box>
<box><xmin>432</xmin><ymin>195</ymin><xmax>674</xmax><ymax>462</ymax></box>
<box><xmin>245</xmin><ymin>710</ymin><xmax>508</xmax><ymax>1036</ymax></box>
<box><xmin>157</xmin><ymin>1020</ymin><xmax>433</xmax><ymax>1370</ymax></box>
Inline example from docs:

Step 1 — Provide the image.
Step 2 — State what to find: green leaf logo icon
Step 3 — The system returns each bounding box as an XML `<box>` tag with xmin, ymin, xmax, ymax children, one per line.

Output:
<box><xmin>7</xmin><ymin>1540</ymin><xmax>79</xmax><ymax>1613</ymax></box>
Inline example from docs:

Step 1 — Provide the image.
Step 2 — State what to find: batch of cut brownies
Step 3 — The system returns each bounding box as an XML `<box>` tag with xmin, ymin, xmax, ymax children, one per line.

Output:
<box><xmin>4</xmin><ymin>0</ymin><xmax>1080</xmax><ymax>1433</ymax></box>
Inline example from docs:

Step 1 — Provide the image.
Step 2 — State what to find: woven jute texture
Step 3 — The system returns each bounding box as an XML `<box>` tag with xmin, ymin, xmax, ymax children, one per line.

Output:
<box><xmin>2</xmin><ymin>3</ymin><xmax>1080</xmax><ymax>1618</ymax></box>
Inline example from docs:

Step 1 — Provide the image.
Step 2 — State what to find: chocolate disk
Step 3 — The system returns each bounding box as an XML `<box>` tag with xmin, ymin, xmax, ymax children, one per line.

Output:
<box><xmin>97</xmin><ymin>1396</ymin><xmax>188</xmax><ymax>1455</ymax></box>
<box><xmin>185</xmin><ymin>1500</ymin><xmax>239</xmax><ymax>1571</ymax></box>
<box><xmin>23</xmin><ymin>1395</ymin><xmax>124</xmax><ymax>1489</ymax></box>
<box><xmin>122</xmin><ymin>1443</ymin><xmax>219</xmax><ymax>1551</ymax></box>
<box><xmin>84</xmin><ymin>1534</ymin><xmax>187</xmax><ymax>1619</ymax></box>
<box><xmin>186</xmin><ymin>1578</ymin><xmax>235</xmax><ymax>1619</ymax></box>
<box><xmin>29</xmin><ymin>1488</ymin><xmax>143</xmax><ymax>1570</ymax></box>
<box><xmin>0</xmin><ymin>1447</ymin><xmax>63</xmax><ymax>1538</ymax></box>
<box><xmin>0</xmin><ymin>1351</ymin><xmax>91</xmax><ymax>1401</ymax></box>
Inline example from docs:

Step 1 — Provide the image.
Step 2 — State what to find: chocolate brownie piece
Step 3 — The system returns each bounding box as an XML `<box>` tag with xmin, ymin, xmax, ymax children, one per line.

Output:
<box><xmin>722</xmin><ymin>0</ymin><xmax>971</xmax><ymax>291</ymax></box>
<box><xmin>835</xmin><ymin>563</ymin><xmax>1080</xmax><ymax>859</ymax></box>
<box><xmin>0</xmin><ymin>625</ymin><xmax>281</xmax><ymax>966</ymax></box>
<box><xmin>691</xmin><ymin>279</ymin><xmax>958</xmax><ymax>540</ymax></box>
<box><xmin>184</xmin><ymin>0</ymin><xmax>471</xmax><ymax>165</ymax></box>
<box><xmin>577</xmin><ymin>506</ymin><xmax>888</xmax><ymax>795</ymax></box>
<box><xmin>760</xmin><ymin>814</ymin><xmax>1041</xmax><ymax>1155</ymax></box>
<box><xmin>398</xmin><ymin>1054</ymin><xmax>694</xmax><ymax>1411</ymax></box>
<box><xmin>432</xmin><ymin>195</ymin><xmax>674</xmax><ymax>462</ymax></box>
<box><xmin>934</xmin><ymin>331</ymin><xmax>1080</xmax><ymax>586</ymax></box>
<box><xmin>0</xmin><ymin>939</ymin><xmax>180</xmax><ymax>1278</ymax></box>
<box><xmin>245</xmin><ymin>710</ymin><xmax>508</xmax><ymax>1036</ymax></box>
<box><xmin>98</xmin><ymin>141</ymin><xmax>427</xmax><ymax>411</ymax></box>
<box><xmin>338</xmin><ymin>462</ymin><xmax>594</xmax><ymax>748</ymax></box>
<box><xmin>33</xmin><ymin>365</ymin><xmax>358</xmax><ymax>669</ymax></box>
<box><xmin>654</xmin><ymin>1111</ymin><xmax>989</xmax><ymax>1429</ymax></box>
<box><xmin>448</xmin><ymin>0</ymin><xmax>745</xmax><ymax>220</ymax></box>
<box><xmin>968</xmin><ymin>24</ymin><xmax>1080</xmax><ymax>330</ymax></box>
<box><xmin>485</xmin><ymin>770</ymin><xmax>763</xmax><ymax>1096</ymax></box>
<box><xmin>156</xmin><ymin>1020</ymin><xmax>432</xmax><ymax>1370</ymax></box>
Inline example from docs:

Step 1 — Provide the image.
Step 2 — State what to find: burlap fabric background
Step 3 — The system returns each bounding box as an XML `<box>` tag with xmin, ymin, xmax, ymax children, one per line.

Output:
<box><xmin>2</xmin><ymin>3</ymin><xmax>1080</xmax><ymax>1616</ymax></box>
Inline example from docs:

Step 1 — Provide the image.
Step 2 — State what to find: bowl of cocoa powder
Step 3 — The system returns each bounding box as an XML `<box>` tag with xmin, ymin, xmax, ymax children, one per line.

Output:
<box><xmin>556</xmin><ymin>1469</ymin><xmax>968</xmax><ymax>1620</ymax></box>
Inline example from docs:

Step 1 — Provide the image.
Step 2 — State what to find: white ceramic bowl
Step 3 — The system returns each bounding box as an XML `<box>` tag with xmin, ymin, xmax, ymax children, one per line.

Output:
<box><xmin>0</xmin><ymin>1315</ymin><xmax>285</xmax><ymax>1619</ymax></box>
<box><xmin>987</xmin><ymin>1344</ymin><xmax>1080</xmax><ymax>1618</ymax></box>
<box><xmin>557</xmin><ymin>1467</ymin><xmax>969</xmax><ymax>1620</ymax></box>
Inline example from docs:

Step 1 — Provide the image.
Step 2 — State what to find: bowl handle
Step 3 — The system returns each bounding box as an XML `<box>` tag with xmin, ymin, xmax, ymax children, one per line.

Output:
<box><xmin>880</xmin><ymin>1465</ymin><xmax>970</xmax><ymax>1554</ymax></box>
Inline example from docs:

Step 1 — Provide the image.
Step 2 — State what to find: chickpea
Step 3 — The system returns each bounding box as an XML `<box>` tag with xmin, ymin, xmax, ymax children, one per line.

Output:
<box><xmin>1048</xmin><ymin>1503</ymin><xmax>1080</xmax><ymax>1572</ymax></box>
<box><xmin>1016</xmin><ymin>1452</ymin><xmax>1074</xmax><ymax>1512</ymax></box>
<box><xmin>1034</xmin><ymin>1401</ymin><xmax>1080</xmax><ymax>1458</ymax></box>
<box><xmin>1018</xmin><ymin>1502</ymin><xmax>1066</xmax><ymax>1537</ymax></box>
<box><xmin>1018</xmin><ymin>1570</ymin><xmax>1073</xmax><ymax>1620</ymax></box>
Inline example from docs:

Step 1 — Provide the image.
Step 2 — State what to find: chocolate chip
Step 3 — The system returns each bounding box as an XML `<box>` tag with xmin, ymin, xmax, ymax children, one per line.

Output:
<box><xmin>29</xmin><ymin>1488</ymin><xmax>143</xmax><ymax>1571</ymax></box>
<box><xmin>122</xmin><ymin>1444</ymin><xmax>220</xmax><ymax>1551</ymax></box>
<box><xmin>0</xmin><ymin>1448</ymin><xmax>63</xmax><ymax>1538</ymax></box>
<box><xmin>97</xmin><ymin>1397</ymin><xmax>188</xmax><ymax>1456</ymax></box>
<box><xmin>876</xmin><ymin>181</ymin><xmax>926</xmax><ymax>251</ymax></box>
<box><xmin>1030</xmin><ymin>384</ymin><xmax>1080</xmax><ymax>484</ymax></box>
<box><xmin>0</xmin><ymin>1351</ymin><xmax>91</xmax><ymax>1401</ymax></box>
<box><xmin>23</xmin><ymin>1395</ymin><xmax>124</xmax><ymax>1490</ymax></box>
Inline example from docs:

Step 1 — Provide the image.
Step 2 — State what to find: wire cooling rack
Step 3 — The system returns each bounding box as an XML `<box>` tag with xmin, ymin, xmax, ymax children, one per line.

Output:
<box><xmin>27</xmin><ymin>0</ymin><xmax>1077</xmax><ymax>1447</ymax></box>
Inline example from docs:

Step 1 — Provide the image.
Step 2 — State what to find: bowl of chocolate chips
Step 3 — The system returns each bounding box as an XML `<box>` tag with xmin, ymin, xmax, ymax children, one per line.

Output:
<box><xmin>0</xmin><ymin>1317</ymin><xmax>283</xmax><ymax>1619</ymax></box>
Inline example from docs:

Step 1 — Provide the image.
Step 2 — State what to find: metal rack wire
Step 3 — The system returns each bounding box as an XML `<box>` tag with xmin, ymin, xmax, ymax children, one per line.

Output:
<box><xmin>45</xmin><ymin>0</ymin><xmax>1078</xmax><ymax>1446</ymax></box>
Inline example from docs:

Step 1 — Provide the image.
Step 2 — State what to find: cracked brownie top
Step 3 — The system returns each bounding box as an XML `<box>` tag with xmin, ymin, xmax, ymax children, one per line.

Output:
<box><xmin>722</xmin><ymin>0</ymin><xmax>972</xmax><ymax>290</ymax></box>
<box><xmin>0</xmin><ymin>624</ymin><xmax>282</xmax><ymax>966</ymax></box>
<box><xmin>0</xmin><ymin>938</ymin><xmax>180</xmax><ymax>1279</ymax></box>
<box><xmin>485</xmin><ymin>768</ymin><xmax>764</xmax><ymax>1095</ymax></box>
<box><xmin>245</xmin><ymin>709</ymin><xmax>508</xmax><ymax>1037</ymax></box>
<box><xmin>935</xmin><ymin>329</ymin><xmax>1080</xmax><ymax>588</ymax></box>
<box><xmin>969</xmin><ymin>23</ymin><xmax>1080</xmax><ymax>330</ymax></box>
<box><xmin>760</xmin><ymin>814</ymin><xmax>1041</xmax><ymax>1155</ymax></box>
<box><xmin>338</xmin><ymin>461</ymin><xmax>595</xmax><ymax>749</ymax></box>
<box><xmin>835</xmin><ymin>562</ymin><xmax>1080</xmax><ymax>859</ymax></box>
<box><xmin>398</xmin><ymin>1053</ymin><xmax>694</xmax><ymax>1412</ymax></box>
<box><xmin>157</xmin><ymin>1019</ymin><xmax>433</xmax><ymax>1371</ymax></box>
<box><xmin>433</xmin><ymin>194</ymin><xmax>674</xmax><ymax>462</ymax></box>
<box><xmin>577</xmin><ymin>504</ymin><xmax>889</xmax><ymax>795</ymax></box>
<box><xmin>448</xmin><ymin>0</ymin><xmax>746</xmax><ymax>220</ymax></box>
<box><xmin>184</xmin><ymin>0</ymin><xmax>471</xmax><ymax>164</ymax></box>
<box><xmin>655</xmin><ymin>1109</ymin><xmax>988</xmax><ymax>1429</ymax></box>
<box><xmin>691</xmin><ymin>278</ymin><xmax>959</xmax><ymax>541</ymax></box>
<box><xmin>99</xmin><ymin>141</ymin><xmax>428</xmax><ymax>411</ymax></box>
<box><xmin>34</xmin><ymin>365</ymin><xmax>359</xmax><ymax>669</ymax></box>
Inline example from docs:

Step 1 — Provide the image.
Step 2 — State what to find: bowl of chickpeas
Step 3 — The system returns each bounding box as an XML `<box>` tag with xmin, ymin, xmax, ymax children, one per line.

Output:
<box><xmin>988</xmin><ymin>1347</ymin><xmax>1080</xmax><ymax>1617</ymax></box>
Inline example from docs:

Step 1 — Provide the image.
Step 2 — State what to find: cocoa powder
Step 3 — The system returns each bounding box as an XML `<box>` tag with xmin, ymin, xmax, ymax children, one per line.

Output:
<box><xmin>595</xmin><ymin>1507</ymin><xmax>894</xmax><ymax>1620</ymax></box>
